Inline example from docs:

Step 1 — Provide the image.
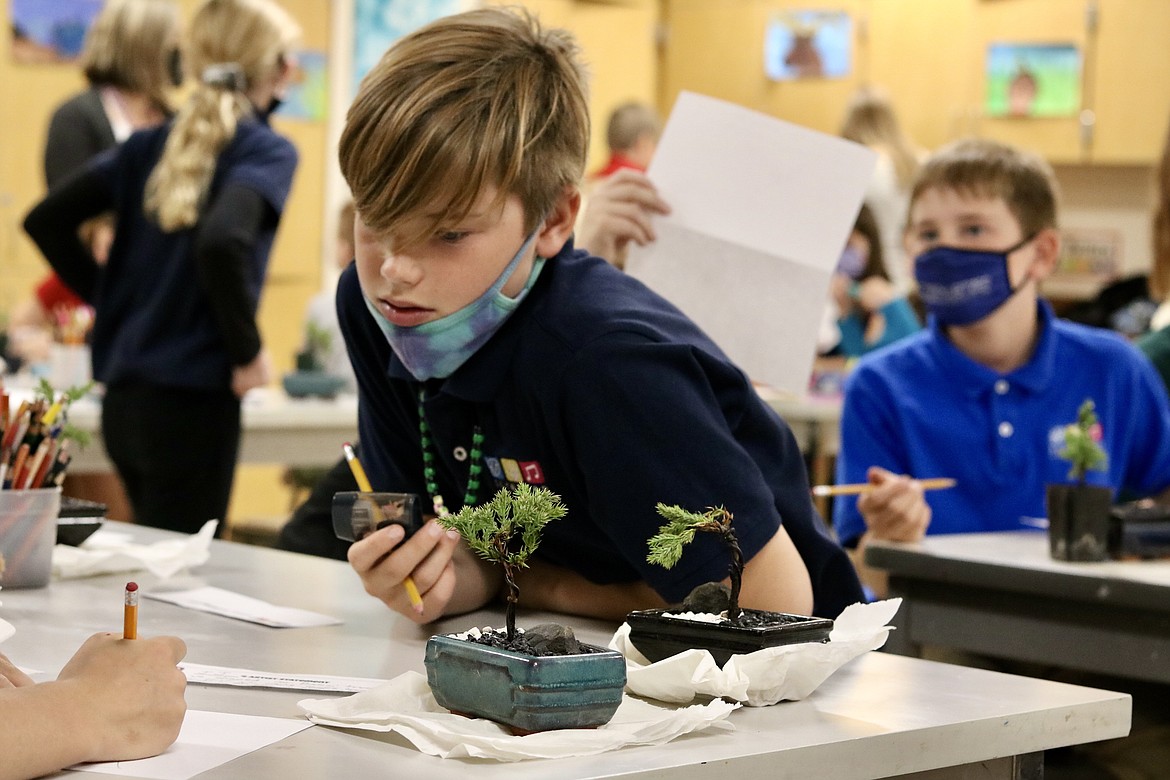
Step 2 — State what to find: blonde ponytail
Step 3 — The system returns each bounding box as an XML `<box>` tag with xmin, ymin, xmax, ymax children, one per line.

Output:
<box><xmin>145</xmin><ymin>85</ymin><xmax>249</xmax><ymax>231</ymax></box>
<box><xmin>141</xmin><ymin>0</ymin><xmax>301</xmax><ymax>232</ymax></box>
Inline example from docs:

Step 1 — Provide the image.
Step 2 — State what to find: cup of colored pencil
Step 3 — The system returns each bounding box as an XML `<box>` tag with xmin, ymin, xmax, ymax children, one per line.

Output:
<box><xmin>0</xmin><ymin>380</ymin><xmax>87</xmax><ymax>492</ymax></box>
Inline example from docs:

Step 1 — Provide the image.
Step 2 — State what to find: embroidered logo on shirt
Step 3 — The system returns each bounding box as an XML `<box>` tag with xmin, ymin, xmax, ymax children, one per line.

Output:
<box><xmin>486</xmin><ymin>456</ymin><xmax>545</xmax><ymax>485</ymax></box>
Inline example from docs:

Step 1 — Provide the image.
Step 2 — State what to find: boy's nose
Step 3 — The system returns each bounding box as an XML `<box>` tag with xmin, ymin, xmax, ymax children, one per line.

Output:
<box><xmin>379</xmin><ymin>249</ymin><xmax>423</xmax><ymax>285</ymax></box>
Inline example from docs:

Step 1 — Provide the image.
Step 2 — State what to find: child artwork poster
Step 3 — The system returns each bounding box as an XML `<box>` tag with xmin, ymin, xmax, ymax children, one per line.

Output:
<box><xmin>277</xmin><ymin>50</ymin><xmax>328</xmax><ymax>122</ymax></box>
<box><xmin>764</xmin><ymin>10</ymin><xmax>852</xmax><ymax>81</ymax></box>
<box><xmin>10</xmin><ymin>0</ymin><xmax>103</xmax><ymax>64</ymax></box>
<box><xmin>985</xmin><ymin>43</ymin><xmax>1081</xmax><ymax>118</ymax></box>
<box><xmin>352</xmin><ymin>0</ymin><xmax>476</xmax><ymax>98</ymax></box>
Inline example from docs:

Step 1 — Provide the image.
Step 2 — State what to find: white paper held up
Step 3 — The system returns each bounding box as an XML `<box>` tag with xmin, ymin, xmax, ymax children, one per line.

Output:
<box><xmin>145</xmin><ymin>586</ymin><xmax>341</xmax><ymax>628</ymax></box>
<box><xmin>298</xmin><ymin>671</ymin><xmax>737</xmax><ymax>762</ymax></box>
<box><xmin>626</xmin><ymin>91</ymin><xmax>876</xmax><ymax>395</ymax></box>
<box><xmin>52</xmin><ymin>520</ymin><xmax>217</xmax><ymax>580</ymax></box>
<box><xmin>612</xmin><ymin>598</ymin><xmax>901</xmax><ymax>707</ymax></box>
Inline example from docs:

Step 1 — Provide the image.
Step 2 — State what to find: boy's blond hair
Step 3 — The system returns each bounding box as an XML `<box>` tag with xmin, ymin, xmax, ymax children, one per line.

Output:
<box><xmin>605</xmin><ymin>101</ymin><xmax>660</xmax><ymax>154</ymax></box>
<box><xmin>839</xmin><ymin>86</ymin><xmax>921</xmax><ymax>189</ymax></box>
<box><xmin>81</xmin><ymin>0</ymin><xmax>180</xmax><ymax>109</ymax></box>
<box><xmin>339</xmin><ymin>7</ymin><xmax>589</xmax><ymax>248</ymax></box>
<box><xmin>909</xmin><ymin>138</ymin><xmax>1059</xmax><ymax>238</ymax></box>
<box><xmin>145</xmin><ymin>0</ymin><xmax>300</xmax><ymax>232</ymax></box>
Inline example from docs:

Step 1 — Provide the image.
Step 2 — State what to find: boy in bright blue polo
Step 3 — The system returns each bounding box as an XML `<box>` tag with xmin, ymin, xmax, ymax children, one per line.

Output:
<box><xmin>834</xmin><ymin>138</ymin><xmax>1170</xmax><ymax>596</ymax></box>
<box><xmin>334</xmin><ymin>8</ymin><xmax>862</xmax><ymax>625</ymax></box>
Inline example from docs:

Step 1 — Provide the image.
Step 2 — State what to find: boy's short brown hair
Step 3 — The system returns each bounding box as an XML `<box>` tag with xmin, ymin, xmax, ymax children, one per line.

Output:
<box><xmin>339</xmin><ymin>8</ymin><xmax>589</xmax><ymax>247</ymax></box>
<box><xmin>910</xmin><ymin>138</ymin><xmax>1059</xmax><ymax>237</ymax></box>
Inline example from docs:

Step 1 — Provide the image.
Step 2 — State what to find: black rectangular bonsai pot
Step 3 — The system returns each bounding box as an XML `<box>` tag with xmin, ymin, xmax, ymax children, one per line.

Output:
<box><xmin>625</xmin><ymin>608</ymin><xmax>833</xmax><ymax>668</ymax></box>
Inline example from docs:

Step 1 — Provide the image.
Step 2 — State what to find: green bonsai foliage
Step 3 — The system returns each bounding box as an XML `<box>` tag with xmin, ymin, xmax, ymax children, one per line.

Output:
<box><xmin>648</xmin><ymin>504</ymin><xmax>745</xmax><ymax>623</ymax></box>
<box><xmin>296</xmin><ymin>322</ymin><xmax>332</xmax><ymax>372</ymax></box>
<box><xmin>1057</xmin><ymin>399</ymin><xmax>1108</xmax><ymax>485</ymax></box>
<box><xmin>437</xmin><ymin>483</ymin><xmax>567</xmax><ymax>641</ymax></box>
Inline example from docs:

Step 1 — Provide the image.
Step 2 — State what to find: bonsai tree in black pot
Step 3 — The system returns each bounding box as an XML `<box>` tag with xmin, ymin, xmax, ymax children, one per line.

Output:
<box><xmin>423</xmin><ymin>483</ymin><xmax>626</xmax><ymax>734</ymax></box>
<box><xmin>626</xmin><ymin>503</ymin><xmax>832</xmax><ymax>668</ymax></box>
<box><xmin>1046</xmin><ymin>398</ymin><xmax>1112</xmax><ymax>561</ymax></box>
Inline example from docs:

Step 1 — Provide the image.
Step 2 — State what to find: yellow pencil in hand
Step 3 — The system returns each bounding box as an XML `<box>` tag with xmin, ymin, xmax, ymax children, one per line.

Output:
<box><xmin>342</xmin><ymin>443</ymin><xmax>425</xmax><ymax>615</ymax></box>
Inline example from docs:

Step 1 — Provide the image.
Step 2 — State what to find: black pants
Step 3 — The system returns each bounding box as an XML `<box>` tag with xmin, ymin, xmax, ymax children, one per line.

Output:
<box><xmin>102</xmin><ymin>381</ymin><xmax>240</xmax><ymax>535</ymax></box>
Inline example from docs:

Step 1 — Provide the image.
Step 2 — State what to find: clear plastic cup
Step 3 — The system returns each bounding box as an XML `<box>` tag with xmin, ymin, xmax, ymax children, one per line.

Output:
<box><xmin>0</xmin><ymin>487</ymin><xmax>62</xmax><ymax>589</ymax></box>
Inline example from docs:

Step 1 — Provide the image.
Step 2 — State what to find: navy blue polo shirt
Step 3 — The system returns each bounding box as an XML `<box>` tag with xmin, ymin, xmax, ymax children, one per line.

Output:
<box><xmin>338</xmin><ymin>240</ymin><xmax>863</xmax><ymax>619</ymax></box>
<box><xmin>87</xmin><ymin>119</ymin><xmax>296</xmax><ymax>389</ymax></box>
<box><xmin>834</xmin><ymin>300</ymin><xmax>1170</xmax><ymax>546</ymax></box>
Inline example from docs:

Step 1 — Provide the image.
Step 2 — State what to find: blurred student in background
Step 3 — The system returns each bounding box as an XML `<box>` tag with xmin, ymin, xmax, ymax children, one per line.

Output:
<box><xmin>299</xmin><ymin>199</ymin><xmax>357</xmax><ymax>391</ymax></box>
<box><xmin>24</xmin><ymin>0</ymin><xmax>301</xmax><ymax>535</ymax></box>
<box><xmin>839</xmin><ymin>86</ymin><xmax>925</xmax><ymax>293</ymax></box>
<box><xmin>7</xmin><ymin>0</ymin><xmax>181</xmax><ymax>372</ymax></box>
<box><xmin>591</xmin><ymin>101</ymin><xmax>661</xmax><ymax>179</ymax></box>
<box><xmin>1138</xmin><ymin>118</ymin><xmax>1170</xmax><ymax>393</ymax></box>
<box><xmin>828</xmin><ymin>204</ymin><xmax>920</xmax><ymax>358</ymax></box>
<box><xmin>834</xmin><ymin>138</ymin><xmax>1170</xmax><ymax>599</ymax></box>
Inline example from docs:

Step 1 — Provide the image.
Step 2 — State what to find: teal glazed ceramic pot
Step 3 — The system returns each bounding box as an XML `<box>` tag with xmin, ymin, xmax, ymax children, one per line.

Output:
<box><xmin>625</xmin><ymin>608</ymin><xmax>833</xmax><ymax>668</ymax></box>
<box><xmin>424</xmin><ymin>634</ymin><xmax>626</xmax><ymax>734</ymax></box>
<box><xmin>282</xmin><ymin>371</ymin><xmax>346</xmax><ymax>399</ymax></box>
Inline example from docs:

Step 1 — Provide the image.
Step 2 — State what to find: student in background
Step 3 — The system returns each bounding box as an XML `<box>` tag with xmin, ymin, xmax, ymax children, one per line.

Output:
<box><xmin>299</xmin><ymin>199</ymin><xmax>357</xmax><ymax>391</ymax></box>
<box><xmin>0</xmin><ymin>632</ymin><xmax>187</xmax><ymax>780</ymax></box>
<box><xmin>591</xmin><ymin>101</ymin><xmax>661</xmax><ymax>179</ymax></box>
<box><xmin>828</xmin><ymin>203</ymin><xmax>921</xmax><ymax>358</ymax></box>
<box><xmin>23</xmin><ymin>0</ymin><xmax>301</xmax><ymax>535</ymax></box>
<box><xmin>1138</xmin><ymin>119</ymin><xmax>1170</xmax><ymax>393</ymax></box>
<box><xmin>333</xmin><ymin>8</ymin><xmax>862</xmax><ymax>624</ymax></box>
<box><xmin>839</xmin><ymin>86</ymin><xmax>925</xmax><ymax>293</ymax></box>
<box><xmin>8</xmin><ymin>0</ymin><xmax>181</xmax><ymax>371</ymax></box>
<box><xmin>834</xmin><ymin>138</ymin><xmax>1170</xmax><ymax>598</ymax></box>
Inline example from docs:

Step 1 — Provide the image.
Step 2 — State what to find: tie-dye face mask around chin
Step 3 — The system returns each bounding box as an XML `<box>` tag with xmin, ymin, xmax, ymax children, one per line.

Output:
<box><xmin>363</xmin><ymin>229</ymin><xmax>545</xmax><ymax>381</ymax></box>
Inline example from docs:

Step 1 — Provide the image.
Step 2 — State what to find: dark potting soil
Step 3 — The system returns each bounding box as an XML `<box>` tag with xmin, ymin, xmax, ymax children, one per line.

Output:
<box><xmin>464</xmin><ymin>628</ymin><xmax>608</xmax><ymax>657</ymax></box>
<box><xmin>728</xmin><ymin>609</ymin><xmax>819</xmax><ymax>629</ymax></box>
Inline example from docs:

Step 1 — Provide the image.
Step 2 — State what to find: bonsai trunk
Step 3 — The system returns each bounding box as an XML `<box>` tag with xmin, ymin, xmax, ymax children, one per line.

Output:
<box><xmin>725</xmin><ymin>530</ymin><xmax>744</xmax><ymax>623</ymax></box>
<box><xmin>503</xmin><ymin>564</ymin><xmax>520</xmax><ymax>641</ymax></box>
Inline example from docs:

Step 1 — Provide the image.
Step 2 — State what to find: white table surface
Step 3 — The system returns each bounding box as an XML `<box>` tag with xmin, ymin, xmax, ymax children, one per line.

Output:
<box><xmin>0</xmin><ymin>525</ymin><xmax>1130</xmax><ymax>780</ymax></box>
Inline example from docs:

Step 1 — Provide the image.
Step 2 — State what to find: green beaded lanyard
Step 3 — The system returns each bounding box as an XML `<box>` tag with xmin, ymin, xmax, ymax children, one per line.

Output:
<box><xmin>418</xmin><ymin>388</ymin><xmax>484</xmax><ymax>517</ymax></box>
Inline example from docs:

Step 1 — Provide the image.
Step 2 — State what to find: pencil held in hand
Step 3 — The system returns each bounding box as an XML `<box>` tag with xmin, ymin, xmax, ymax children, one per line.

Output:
<box><xmin>341</xmin><ymin>443</ymin><xmax>425</xmax><ymax>616</ymax></box>
<box><xmin>811</xmin><ymin>478</ymin><xmax>957</xmax><ymax>497</ymax></box>
<box><xmin>123</xmin><ymin>581</ymin><xmax>139</xmax><ymax>640</ymax></box>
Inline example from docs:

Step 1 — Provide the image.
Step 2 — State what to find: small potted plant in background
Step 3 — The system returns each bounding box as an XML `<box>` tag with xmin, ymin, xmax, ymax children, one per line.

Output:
<box><xmin>624</xmin><ymin>504</ymin><xmax>833</xmax><ymax>668</ymax></box>
<box><xmin>424</xmin><ymin>483</ymin><xmax>626</xmax><ymax>734</ymax></box>
<box><xmin>282</xmin><ymin>321</ymin><xmax>346</xmax><ymax>399</ymax></box>
<box><xmin>1046</xmin><ymin>398</ymin><xmax>1112</xmax><ymax>561</ymax></box>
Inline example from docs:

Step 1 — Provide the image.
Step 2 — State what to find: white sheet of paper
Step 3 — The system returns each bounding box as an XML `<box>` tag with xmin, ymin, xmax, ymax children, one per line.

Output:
<box><xmin>626</xmin><ymin>91</ymin><xmax>876</xmax><ymax>394</ymax></box>
<box><xmin>67</xmin><ymin>710</ymin><xmax>311</xmax><ymax>780</ymax></box>
<box><xmin>144</xmin><ymin>586</ymin><xmax>341</xmax><ymax>628</ymax></box>
<box><xmin>181</xmin><ymin>661</ymin><xmax>387</xmax><ymax>693</ymax></box>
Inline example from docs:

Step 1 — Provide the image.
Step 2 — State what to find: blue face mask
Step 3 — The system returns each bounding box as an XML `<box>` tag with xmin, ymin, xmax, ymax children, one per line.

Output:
<box><xmin>914</xmin><ymin>235</ymin><xmax>1035</xmax><ymax>326</ymax></box>
<box><xmin>836</xmin><ymin>245</ymin><xmax>867</xmax><ymax>279</ymax></box>
<box><xmin>364</xmin><ymin>228</ymin><xmax>545</xmax><ymax>381</ymax></box>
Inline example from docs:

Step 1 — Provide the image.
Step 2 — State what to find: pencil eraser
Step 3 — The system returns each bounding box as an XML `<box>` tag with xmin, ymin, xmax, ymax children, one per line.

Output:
<box><xmin>125</xmin><ymin>581</ymin><xmax>138</xmax><ymax>592</ymax></box>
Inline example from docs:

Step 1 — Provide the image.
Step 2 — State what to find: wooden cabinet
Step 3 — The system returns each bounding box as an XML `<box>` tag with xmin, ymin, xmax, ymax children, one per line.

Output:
<box><xmin>969</xmin><ymin>0</ymin><xmax>1170</xmax><ymax>164</ymax></box>
<box><xmin>659</xmin><ymin>0</ymin><xmax>1170</xmax><ymax>165</ymax></box>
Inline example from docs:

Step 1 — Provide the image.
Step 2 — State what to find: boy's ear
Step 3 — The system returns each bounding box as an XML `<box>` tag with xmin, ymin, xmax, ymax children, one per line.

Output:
<box><xmin>1026</xmin><ymin>227</ymin><xmax>1061</xmax><ymax>281</ymax></box>
<box><xmin>535</xmin><ymin>186</ymin><xmax>581</xmax><ymax>258</ymax></box>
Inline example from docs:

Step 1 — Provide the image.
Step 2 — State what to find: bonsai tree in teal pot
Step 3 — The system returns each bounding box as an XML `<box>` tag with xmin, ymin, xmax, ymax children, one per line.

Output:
<box><xmin>283</xmin><ymin>321</ymin><xmax>346</xmax><ymax>399</ymax></box>
<box><xmin>624</xmin><ymin>504</ymin><xmax>832</xmax><ymax>668</ymax></box>
<box><xmin>1046</xmin><ymin>399</ymin><xmax>1112</xmax><ymax>561</ymax></box>
<box><xmin>425</xmin><ymin>484</ymin><xmax>626</xmax><ymax>734</ymax></box>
